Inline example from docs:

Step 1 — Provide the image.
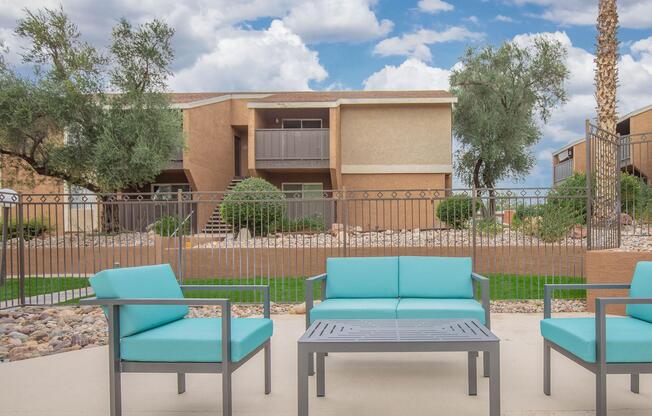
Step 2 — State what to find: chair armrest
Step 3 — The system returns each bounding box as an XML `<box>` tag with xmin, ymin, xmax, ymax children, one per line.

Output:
<box><xmin>472</xmin><ymin>273</ymin><xmax>490</xmax><ymax>329</ymax></box>
<box><xmin>543</xmin><ymin>283</ymin><xmax>631</xmax><ymax>319</ymax></box>
<box><xmin>79</xmin><ymin>297</ymin><xmax>229</xmax><ymax>307</ymax></box>
<box><xmin>180</xmin><ymin>285</ymin><xmax>271</xmax><ymax>318</ymax></box>
<box><xmin>305</xmin><ymin>274</ymin><xmax>327</xmax><ymax>328</ymax></box>
<box><xmin>595</xmin><ymin>297</ymin><xmax>652</xmax><ymax>367</ymax></box>
<box><xmin>80</xmin><ymin>296</ymin><xmax>236</xmax><ymax>363</ymax></box>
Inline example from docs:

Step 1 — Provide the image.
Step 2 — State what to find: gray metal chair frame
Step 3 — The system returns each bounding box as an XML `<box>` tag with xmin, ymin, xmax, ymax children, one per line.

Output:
<box><xmin>543</xmin><ymin>283</ymin><xmax>652</xmax><ymax>416</ymax></box>
<box><xmin>80</xmin><ymin>285</ymin><xmax>271</xmax><ymax>416</ymax></box>
<box><xmin>305</xmin><ymin>271</ymin><xmax>491</xmax><ymax>376</ymax></box>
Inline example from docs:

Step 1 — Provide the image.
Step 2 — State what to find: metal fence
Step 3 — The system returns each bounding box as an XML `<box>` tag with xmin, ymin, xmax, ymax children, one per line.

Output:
<box><xmin>619</xmin><ymin>131</ymin><xmax>652</xmax><ymax>238</ymax></box>
<box><xmin>0</xmin><ymin>187</ymin><xmax>589</xmax><ymax>307</ymax></box>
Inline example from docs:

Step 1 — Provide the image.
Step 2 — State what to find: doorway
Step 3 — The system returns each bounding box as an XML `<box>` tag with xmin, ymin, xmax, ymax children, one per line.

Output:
<box><xmin>234</xmin><ymin>136</ymin><xmax>241</xmax><ymax>177</ymax></box>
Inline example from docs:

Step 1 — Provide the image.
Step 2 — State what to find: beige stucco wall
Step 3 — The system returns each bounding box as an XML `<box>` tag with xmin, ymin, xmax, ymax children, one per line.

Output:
<box><xmin>340</xmin><ymin>104</ymin><xmax>452</xmax><ymax>174</ymax></box>
<box><xmin>572</xmin><ymin>141</ymin><xmax>586</xmax><ymax>174</ymax></box>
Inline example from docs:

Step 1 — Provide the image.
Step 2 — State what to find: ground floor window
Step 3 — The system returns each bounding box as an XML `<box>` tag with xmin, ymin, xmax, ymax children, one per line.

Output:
<box><xmin>281</xmin><ymin>183</ymin><xmax>323</xmax><ymax>199</ymax></box>
<box><xmin>152</xmin><ymin>183</ymin><xmax>191</xmax><ymax>200</ymax></box>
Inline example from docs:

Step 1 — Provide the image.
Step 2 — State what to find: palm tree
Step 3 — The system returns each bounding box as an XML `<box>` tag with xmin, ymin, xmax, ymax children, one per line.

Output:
<box><xmin>593</xmin><ymin>0</ymin><xmax>619</xmax><ymax>243</ymax></box>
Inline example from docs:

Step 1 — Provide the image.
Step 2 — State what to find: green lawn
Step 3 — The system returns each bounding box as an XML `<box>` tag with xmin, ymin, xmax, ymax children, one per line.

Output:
<box><xmin>0</xmin><ymin>274</ymin><xmax>586</xmax><ymax>304</ymax></box>
<box><xmin>0</xmin><ymin>277</ymin><xmax>90</xmax><ymax>301</ymax></box>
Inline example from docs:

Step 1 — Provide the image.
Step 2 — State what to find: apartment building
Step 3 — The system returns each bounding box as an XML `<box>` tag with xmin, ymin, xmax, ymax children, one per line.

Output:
<box><xmin>1</xmin><ymin>90</ymin><xmax>457</xmax><ymax>232</ymax></box>
<box><xmin>552</xmin><ymin>104</ymin><xmax>652</xmax><ymax>185</ymax></box>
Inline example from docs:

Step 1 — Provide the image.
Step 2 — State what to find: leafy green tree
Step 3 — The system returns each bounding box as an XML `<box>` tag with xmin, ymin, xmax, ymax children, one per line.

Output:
<box><xmin>0</xmin><ymin>7</ymin><xmax>183</xmax><ymax>193</ymax></box>
<box><xmin>451</xmin><ymin>37</ymin><xmax>569</xmax><ymax>216</ymax></box>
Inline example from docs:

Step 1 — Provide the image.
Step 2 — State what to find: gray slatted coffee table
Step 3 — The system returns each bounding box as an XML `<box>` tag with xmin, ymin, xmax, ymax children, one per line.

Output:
<box><xmin>297</xmin><ymin>319</ymin><xmax>500</xmax><ymax>416</ymax></box>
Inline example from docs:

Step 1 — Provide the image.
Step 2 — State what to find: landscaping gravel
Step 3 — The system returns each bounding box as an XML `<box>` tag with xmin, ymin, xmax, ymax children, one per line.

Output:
<box><xmin>0</xmin><ymin>300</ymin><xmax>585</xmax><ymax>362</ymax></box>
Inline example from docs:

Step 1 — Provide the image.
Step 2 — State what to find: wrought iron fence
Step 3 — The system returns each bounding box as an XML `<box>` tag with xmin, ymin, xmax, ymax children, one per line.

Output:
<box><xmin>619</xmin><ymin>131</ymin><xmax>652</xmax><ymax>240</ymax></box>
<box><xmin>0</xmin><ymin>187</ymin><xmax>589</xmax><ymax>307</ymax></box>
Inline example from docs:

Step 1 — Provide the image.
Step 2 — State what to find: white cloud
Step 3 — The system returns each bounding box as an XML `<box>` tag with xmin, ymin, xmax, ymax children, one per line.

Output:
<box><xmin>373</xmin><ymin>26</ymin><xmax>484</xmax><ymax>62</ymax></box>
<box><xmin>465</xmin><ymin>16</ymin><xmax>480</xmax><ymax>24</ymax></box>
<box><xmin>170</xmin><ymin>20</ymin><xmax>327</xmax><ymax>91</ymax></box>
<box><xmin>417</xmin><ymin>0</ymin><xmax>454</xmax><ymax>14</ymax></box>
<box><xmin>282</xmin><ymin>0</ymin><xmax>393</xmax><ymax>43</ymax></box>
<box><xmin>494</xmin><ymin>15</ymin><xmax>515</xmax><ymax>23</ymax></box>
<box><xmin>512</xmin><ymin>0</ymin><xmax>652</xmax><ymax>29</ymax></box>
<box><xmin>363</xmin><ymin>58</ymin><xmax>451</xmax><ymax>90</ymax></box>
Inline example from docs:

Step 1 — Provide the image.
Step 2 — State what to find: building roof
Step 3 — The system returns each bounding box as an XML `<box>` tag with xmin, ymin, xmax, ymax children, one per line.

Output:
<box><xmin>166</xmin><ymin>90</ymin><xmax>456</xmax><ymax>109</ymax></box>
<box><xmin>618</xmin><ymin>103</ymin><xmax>652</xmax><ymax>123</ymax></box>
<box><xmin>257</xmin><ymin>90</ymin><xmax>454</xmax><ymax>102</ymax></box>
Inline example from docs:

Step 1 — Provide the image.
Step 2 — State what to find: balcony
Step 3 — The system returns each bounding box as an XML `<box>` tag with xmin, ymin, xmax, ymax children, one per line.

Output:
<box><xmin>553</xmin><ymin>158</ymin><xmax>573</xmax><ymax>184</ymax></box>
<box><xmin>255</xmin><ymin>128</ymin><xmax>329</xmax><ymax>170</ymax></box>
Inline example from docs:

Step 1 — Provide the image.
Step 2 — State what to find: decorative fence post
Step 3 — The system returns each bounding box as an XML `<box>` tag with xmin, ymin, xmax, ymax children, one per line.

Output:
<box><xmin>341</xmin><ymin>187</ymin><xmax>348</xmax><ymax>258</ymax></box>
<box><xmin>586</xmin><ymin>119</ymin><xmax>593</xmax><ymax>250</ymax></box>
<box><xmin>177</xmin><ymin>189</ymin><xmax>184</xmax><ymax>282</ymax></box>
<box><xmin>471</xmin><ymin>186</ymin><xmax>478</xmax><ymax>272</ymax></box>
<box><xmin>17</xmin><ymin>192</ymin><xmax>26</xmax><ymax>306</ymax></box>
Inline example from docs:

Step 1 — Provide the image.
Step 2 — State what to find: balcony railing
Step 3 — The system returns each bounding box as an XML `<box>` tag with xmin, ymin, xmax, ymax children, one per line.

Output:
<box><xmin>255</xmin><ymin>128</ymin><xmax>329</xmax><ymax>169</ymax></box>
<box><xmin>553</xmin><ymin>158</ymin><xmax>573</xmax><ymax>184</ymax></box>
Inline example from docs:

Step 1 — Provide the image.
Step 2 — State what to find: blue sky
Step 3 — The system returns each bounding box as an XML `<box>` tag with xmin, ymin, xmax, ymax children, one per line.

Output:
<box><xmin>1</xmin><ymin>0</ymin><xmax>652</xmax><ymax>188</ymax></box>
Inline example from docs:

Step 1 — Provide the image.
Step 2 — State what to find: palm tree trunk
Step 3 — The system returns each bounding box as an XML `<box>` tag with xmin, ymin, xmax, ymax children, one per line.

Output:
<box><xmin>594</xmin><ymin>0</ymin><xmax>619</xmax><ymax>232</ymax></box>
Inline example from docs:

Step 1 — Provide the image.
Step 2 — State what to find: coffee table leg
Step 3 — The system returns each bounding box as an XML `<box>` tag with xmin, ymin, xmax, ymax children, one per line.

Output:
<box><xmin>316</xmin><ymin>353</ymin><xmax>326</xmax><ymax>397</ymax></box>
<box><xmin>298</xmin><ymin>346</ymin><xmax>309</xmax><ymax>416</ymax></box>
<box><xmin>489</xmin><ymin>345</ymin><xmax>501</xmax><ymax>416</ymax></box>
<box><xmin>468</xmin><ymin>351</ymin><xmax>478</xmax><ymax>396</ymax></box>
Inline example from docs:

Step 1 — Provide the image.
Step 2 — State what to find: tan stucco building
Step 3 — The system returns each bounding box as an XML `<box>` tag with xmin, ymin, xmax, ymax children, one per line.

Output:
<box><xmin>552</xmin><ymin>104</ymin><xmax>652</xmax><ymax>184</ymax></box>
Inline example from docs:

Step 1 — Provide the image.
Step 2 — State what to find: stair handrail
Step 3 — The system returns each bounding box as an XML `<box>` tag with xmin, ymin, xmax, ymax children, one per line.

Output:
<box><xmin>172</xmin><ymin>210</ymin><xmax>194</xmax><ymax>237</ymax></box>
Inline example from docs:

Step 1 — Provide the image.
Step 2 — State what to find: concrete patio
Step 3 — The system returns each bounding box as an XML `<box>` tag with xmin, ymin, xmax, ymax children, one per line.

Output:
<box><xmin>0</xmin><ymin>313</ymin><xmax>650</xmax><ymax>416</ymax></box>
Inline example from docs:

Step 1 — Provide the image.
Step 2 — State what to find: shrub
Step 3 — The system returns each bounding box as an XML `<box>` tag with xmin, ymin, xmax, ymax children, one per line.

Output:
<box><xmin>153</xmin><ymin>215</ymin><xmax>190</xmax><ymax>236</ymax></box>
<box><xmin>547</xmin><ymin>173</ymin><xmax>587</xmax><ymax>225</ymax></box>
<box><xmin>220</xmin><ymin>178</ymin><xmax>286</xmax><ymax>235</ymax></box>
<box><xmin>477</xmin><ymin>218</ymin><xmax>503</xmax><ymax>235</ymax></box>
<box><xmin>273</xmin><ymin>214</ymin><xmax>326</xmax><ymax>233</ymax></box>
<box><xmin>620</xmin><ymin>172</ymin><xmax>648</xmax><ymax>217</ymax></box>
<box><xmin>436</xmin><ymin>195</ymin><xmax>480</xmax><ymax>229</ymax></box>
<box><xmin>0</xmin><ymin>218</ymin><xmax>51</xmax><ymax>241</ymax></box>
<box><xmin>514</xmin><ymin>203</ymin><xmax>545</xmax><ymax>220</ymax></box>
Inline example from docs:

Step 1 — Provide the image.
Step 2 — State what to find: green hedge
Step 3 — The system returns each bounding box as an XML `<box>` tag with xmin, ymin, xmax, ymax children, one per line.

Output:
<box><xmin>153</xmin><ymin>215</ymin><xmax>190</xmax><ymax>236</ymax></box>
<box><xmin>0</xmin><ymin>218</ymin><xmax>50</xmax><ymax>240</ymax></box>
<box><xmin>436</xmin><ymin>195</ymin><xmax>480</xmax><ymax>229</ymax></box>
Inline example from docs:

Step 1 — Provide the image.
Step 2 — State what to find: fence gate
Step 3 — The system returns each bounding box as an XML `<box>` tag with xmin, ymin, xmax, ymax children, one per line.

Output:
<box><xmin>586</xmin><ymin>121</ymin><xmax>621</xmax><ymax>250</ymax></box>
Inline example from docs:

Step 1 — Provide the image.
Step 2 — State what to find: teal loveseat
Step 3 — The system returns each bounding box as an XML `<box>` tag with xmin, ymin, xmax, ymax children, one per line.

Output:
<box><xmin>81</xmin><ymin>264</ymin><xmax>272</xmax><ymax>416</ymax></box>
<box><xmin>305</xmin><ymin>256</ymin><xmax>490</xmax><ymax>373</ymax></box>
<box><xmin>541</xmin><ymin>261</ymin><xmax>652</xmax><ymax>416</ymax></box>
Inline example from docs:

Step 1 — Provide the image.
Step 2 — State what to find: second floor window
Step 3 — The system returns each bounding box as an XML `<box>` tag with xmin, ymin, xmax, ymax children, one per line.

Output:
<box><xmin>282</xmin><ymin>119</ymin><xmax>322</xmax><ymax>129</ymax></box>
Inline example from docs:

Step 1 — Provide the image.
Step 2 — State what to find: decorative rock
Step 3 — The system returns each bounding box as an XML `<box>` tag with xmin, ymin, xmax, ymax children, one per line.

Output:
<box><xmin>292</xmin><ymin>303</ymin><xmax>306</xmax><ymax>315</ymax></box>
<box><xmin>9</xmin><ymin>331</ymin><xmax>28</xmax><ymax>341</ymax></box>
<box><xmin>620</xmin><ymin>213</ymin><xmax>633</xmax><ymax>226</ymax></box>
<box><xmin>30</xmin><ymin>330</ymin><xmax>48</xmax><ymax>341</ymax></box>
<box><xmin>237</xmin><ymin>228</ymin><xmax>252</xmax><ymax>242</ymax></box>
<box><xmin>571</xmin><ymin>225</ymin><xmax>587</xmax><ymax>239</ymax></box>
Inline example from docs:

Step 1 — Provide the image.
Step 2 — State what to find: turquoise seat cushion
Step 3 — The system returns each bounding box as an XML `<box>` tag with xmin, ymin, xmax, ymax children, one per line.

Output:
<box><xmin>627</xmin><ymin>261</ymin><xmax>652</xmax><ymax>323</ymax></box>
<box><xmin>326</xmin><ymin>257</ymin><xmax>398</xmax><ymax>298</ymax></box>
<box><xmin>540</xmin><ymin>317</ymin><xmax>652</xmax><ymax>363</ymax></box>
<box><xmin>89</xmin><ymin>264</ymin><xmax>188</xmax><ymax>337</ymax></box>
<box><xmin>121</xmin><ymin>318</ymin><xmax>273</xmax><ymax>362</ymax></box>
<box><xmin>309</xmin><ymin>298</ymin><xmax>398</xmax><ymax>323</ymax></box>
<box><xmin>396</xmin><ymin>298</ymin><xmax>485</xmax><ymax>324</ymax></box>
<box><xmin>399</xmin><ymin>256</ymin><xmax>473</xmax><ymax>298</ymax></box>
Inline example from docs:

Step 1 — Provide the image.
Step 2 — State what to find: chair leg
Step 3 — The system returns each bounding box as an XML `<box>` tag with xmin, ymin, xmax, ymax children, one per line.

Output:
<box><xmin>264</xmin><ymin>341</ymin><xmax>271</xmax><ymax>394</ymax></box>
<box><xmin>177</xmin><ymin>373</ymin><xmax>186</xmax><ymax>394</ymax></box>
<box><xmin>543</xmin><ymin>341</ymin><xmax>551</xmax><ymax>396</ymax></box>
<box><xmin>109</xmin><ymin>356</ymin><xmax>122</xmax><ymax>416</ymax></box>
<box><xmin>631</xmin><ymin>374</ymin><xmax>640</xmax><ymax>394</ymax></box>
<box><xmin>308</xmin><ymin>352</ymin><xmax>315</xmax><ymax>376</ymax></box>
<box><xmin>596</xmin><ymin>371</ymin><xmax>607</xmax><ymax>416</ymax></box>
<box><xmin>223</xmin><ymin>370</ymin><xmax>232</xmax><ymax>416</ymax></box>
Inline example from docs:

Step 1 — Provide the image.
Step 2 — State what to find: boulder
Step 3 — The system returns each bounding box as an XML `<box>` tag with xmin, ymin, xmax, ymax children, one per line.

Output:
<box><xmin>236</xmin><ymin>228</ymin><xmax>252</xmax><ymax>242</ymax></box>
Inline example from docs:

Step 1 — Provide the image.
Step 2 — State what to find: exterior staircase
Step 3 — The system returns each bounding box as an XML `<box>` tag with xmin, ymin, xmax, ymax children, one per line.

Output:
<box><xmin>202</xmin><ymin>176</ymin><xmax>248</xmax><ymax>234</ymax></box>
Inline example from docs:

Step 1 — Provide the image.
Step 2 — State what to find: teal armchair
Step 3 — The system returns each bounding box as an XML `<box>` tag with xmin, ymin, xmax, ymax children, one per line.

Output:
<box><xmin>81</xmin><ymin>264</ymin><xmax>272</xmax><ymax>416</ymax></box>
<box><xmin>541</xmin><ymin>261</ymin><xmax>652</xmax><ymax>416</ymax></box>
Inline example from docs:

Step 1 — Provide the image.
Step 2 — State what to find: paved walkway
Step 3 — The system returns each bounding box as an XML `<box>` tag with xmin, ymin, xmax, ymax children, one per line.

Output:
<box><xmin>0</xmin><ymin>313</ymin><xmax>650</xmax><ymax>415</ymax></box>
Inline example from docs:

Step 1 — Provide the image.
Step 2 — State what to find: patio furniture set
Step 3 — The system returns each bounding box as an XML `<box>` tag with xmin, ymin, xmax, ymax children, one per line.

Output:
<box><xmin>81</xmin><ymin>256</ymin><xmax>652</xmax><ymax>416</ymax></box>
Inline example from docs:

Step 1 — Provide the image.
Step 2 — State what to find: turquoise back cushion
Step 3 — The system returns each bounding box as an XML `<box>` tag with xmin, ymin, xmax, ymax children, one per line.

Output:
<box><xmin>399</xmin><ymin>256</ymin><xmax>473</xmax><ymax>298</ymax></box>
<box><xmin>326</xmin><ymin>257</ymin><xmax>399</xmax><ymax>298</ymax></box>
<box><xmin>627</xmin><ymin>261</ymin><xmax>652</xmax><ymax>323</ymax></box>
<box><xmin>90</xmin><ymin>264</ymin><xmax>188</xmax><ymax>337</ymax></box>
